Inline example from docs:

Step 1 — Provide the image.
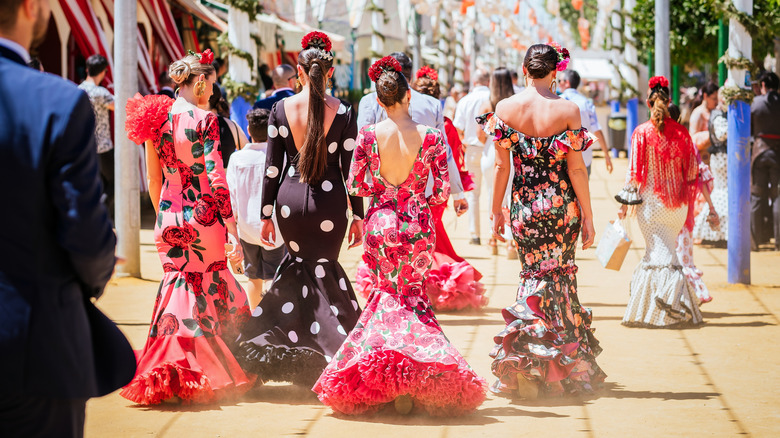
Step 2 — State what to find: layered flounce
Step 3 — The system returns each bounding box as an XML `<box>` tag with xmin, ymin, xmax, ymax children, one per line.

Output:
<box><xmin>120</xmin><ymin>269</ymin><xmax>254</xmax><ymax>405</ymax></box>
<box><xmin>125</xmin><ymin>93</ymin><xmax>174</xmax><ymax>144</ymax></box>
<box><xmin>489</xmin><ymin>274</ymin><xmax>606</xmax><ymax>397</ymax></box>
<box><xmin>313</xmin><ymin>290</ymin><xmax>487</xmax><ymax>415</ymax></box>
<box><xmin>622</xmin><ymin>262</ymin><xmax>703</xmax><ymax>328</ymax></box>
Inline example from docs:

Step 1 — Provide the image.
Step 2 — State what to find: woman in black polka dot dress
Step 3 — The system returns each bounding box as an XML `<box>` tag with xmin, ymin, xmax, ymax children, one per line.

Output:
<box><xmin>236</xmin><ymin>33</ymin><xmax>364</xmax><ymax>386</ymax></box>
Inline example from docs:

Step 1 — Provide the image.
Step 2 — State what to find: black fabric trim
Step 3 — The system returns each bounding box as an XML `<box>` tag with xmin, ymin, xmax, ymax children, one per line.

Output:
<box><xmin>237</xmin><ymin>342</ymin><xmax>327</xmax><ymax>387</ymax></box>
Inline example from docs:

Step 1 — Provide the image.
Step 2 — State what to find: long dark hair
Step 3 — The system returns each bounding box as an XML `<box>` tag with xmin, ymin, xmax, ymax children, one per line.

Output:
<box><xmin>690</xmin><ymin>81</ymin><xmax>719</xmax><ymax>109</ymax></box>
<box><xmin>297</xmin><ymin>48</ymin><xmax>333</xmax><ymax>184</ymax></box>
<box><xmin>489</xmin><ymin>67</ymin><xmax>514</xmax><ymax>110</ymax></box>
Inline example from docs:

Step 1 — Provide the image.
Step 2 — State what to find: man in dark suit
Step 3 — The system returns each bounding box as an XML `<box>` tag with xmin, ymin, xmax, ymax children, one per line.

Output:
<box><xmin>0</xmin><ymin>0</ymin><xmax>136</xmax><ymax>436</ymax></box>
<box><xmin>751</xmin><ymin>72</ymin><xmax>780</xmax><ymax>250</ymax></box>
<box><xmin>157</xmin><ymin>71</ymin><xmax>175</xmax><ymax>98</ymax></box>
<box><xmin>253</xmin><ymin>63</ymin><xmax>297</xmax><ymax>110</ymax></box>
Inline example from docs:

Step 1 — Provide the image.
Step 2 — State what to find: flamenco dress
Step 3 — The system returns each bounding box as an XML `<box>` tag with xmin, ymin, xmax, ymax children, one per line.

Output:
<box><xmin>616</xmin><ymin>119</ymin><xmax>703</xmax><ymax>328</ymax></box>
<box><xmin>121</xmin><ymin>95</ymin><xmax>254</xmax><ymax>404</ymax></box>
<box><xmin>235</xmin><ymin>101</ymin><xmax>364</xmax><ymax>386</ymax></box>
<box><xmin>477</xmin><ymin>113</ymin><xmax>606</xmax><ymax>397</ymax></box>
<box><xmin>693</xmin><ymin>108</ymin><xmax>728</xmax><ymax>243</ymax></box>
<box><xmin>355</xmin><ymin>117</ymin><xmax>487</xmax><ymax>312</ymax></box>
<box><xmin>313</xmin><ymin>126</ymin><xmax>487</xmax><ymax>416</ymax></box>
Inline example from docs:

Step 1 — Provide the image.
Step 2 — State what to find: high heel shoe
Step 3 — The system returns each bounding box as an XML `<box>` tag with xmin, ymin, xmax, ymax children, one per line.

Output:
<box><xmin>394</xmin><ymin>394</ymin><xmax>413</xmax><ymax>414</ymax></box>
<box><xmin>489</xmin><ymin>238</ymin><xmax>498</xmax><ymax>255</ymax></box>
<box><xmin>506</xmin><ymin>241</ymin><xmax>518</xmax><ymax>259</ymax></box>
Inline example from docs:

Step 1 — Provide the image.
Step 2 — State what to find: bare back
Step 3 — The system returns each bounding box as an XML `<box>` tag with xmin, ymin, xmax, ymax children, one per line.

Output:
<box><xmin>494</xmin><ymin>88</ymin><xmax>581</xmax><ymax>137</ymax></box>
<box><xmin>374</xmin><ymin>119</ymin><xmax>429</xmax><ymax>187</ymax></box>
<box><xmin>283</xmin><ymin>93</ymin><xmax>341</xmax><ymax>151</ymax></box>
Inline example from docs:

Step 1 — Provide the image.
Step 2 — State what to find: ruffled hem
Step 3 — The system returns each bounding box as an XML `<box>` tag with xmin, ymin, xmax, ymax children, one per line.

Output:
<box><xmin>313</xmin><ymin>349</ymin><xmax>486</xmax><ymax>416</ymax></box>
<box><xmin>489</xmin><ymin>277</ymin><xmax>605</xmax><ymax>397</ymax></box>
<box><xmin>120</xmin><ymin>336</ymin><xmax>255</xmax><ymax>405</ymax></box>
<box><xmin>236</xmin><ymin>343</ymin><xmax>328</xmax><ymax>387</ymax></box>
<box><xmin>425</xmin><ymin>260</ymin><xmax>488</xmax><ymax>311</ymax></box>
<box><xmin>623</xmin><ymin>263</ymin><xmax>703</xmax><ymax>327</ymax></box>
<box><xmin>615</xmin><ymin>187</ymin><xmax>643</xmax><ymax>205</ymax></box>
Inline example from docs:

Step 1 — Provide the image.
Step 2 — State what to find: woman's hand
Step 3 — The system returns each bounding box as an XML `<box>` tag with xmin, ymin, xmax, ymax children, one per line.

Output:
<box><xmin>617</xmin><ymin>204</ymin><xmax>628</xmax><ymax>220</ymax></box>
<box><xmin>453</xmin><ymin>198</ymin><xmax>468</xmax><ymax>216</ymax></box>
<box><xmin>226</xmin><ymin>232</ymin><xmax>243</xmax><ymax>262</ymax></box>
<box><xmin>491</xmin><ymin>211</ymin><xmax>507</xmax><ymax>243</ymax></box>
<box><xmin>707</xmin><ymin>208</ymin><xmax>720</xmax><ymax>229</ymax></box>
<box><xmin>260</xmin><ymin>219</ymin><xmax>276</xmax><ymax>247</ymax></box>
<box><xmin>348</xmin><ymin>219</ymin><xmax>363</xmax><ymax>249</ymax></box>
<box><xmin>581</xmin><ymin>216</ymin><xmax>595</xmax><ymax>250</ymax></box>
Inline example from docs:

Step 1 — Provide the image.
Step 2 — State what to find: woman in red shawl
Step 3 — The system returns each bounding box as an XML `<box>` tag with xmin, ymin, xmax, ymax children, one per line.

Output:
<box><xmin>616</xmin><ymin>76</ymin><xmax>704</xmax><ymax>328</ymax></box>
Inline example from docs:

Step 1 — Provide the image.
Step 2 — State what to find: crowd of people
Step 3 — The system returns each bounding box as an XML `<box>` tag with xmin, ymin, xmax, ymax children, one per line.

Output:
<box><xmin>3</xmin><ymin>0</ymin><xmax>779</xmax><ymax>434</ymax></box>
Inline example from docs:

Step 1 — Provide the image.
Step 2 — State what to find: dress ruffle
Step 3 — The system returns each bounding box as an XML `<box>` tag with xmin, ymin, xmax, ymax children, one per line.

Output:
<box><xmin>622</xmin><ymin>262</ymin><xmax>703</xmax><ymax>328</ymax></box>
<box><xmin>313</xmin><ymin>291</ymin><xmax>486</xmax><ymax>415</ymax></box>
<box><xmin>125</xmin><ymin>93</ymin><xmax>174</xmax><ymax>144</ymax></box>
<box><xmin>476</xmin><ymin>112</ymin><xmax>594</xmax><ymax>158</ymax></box>
<box><xmin>489</xmin><ymin>274</ymin><xmax>605</xmax><ymax>397</ymax></box>
<box><xmin>121</xmin><ymin>269</ymin><xmax>254</xmax><ymax>405</ymax></box>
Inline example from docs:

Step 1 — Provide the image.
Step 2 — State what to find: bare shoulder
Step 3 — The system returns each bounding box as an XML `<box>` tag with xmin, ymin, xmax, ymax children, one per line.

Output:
<box><xmin>558</xmin><ymin>99</ymin><xmax>583</xmax><ymax>129</ymax></box>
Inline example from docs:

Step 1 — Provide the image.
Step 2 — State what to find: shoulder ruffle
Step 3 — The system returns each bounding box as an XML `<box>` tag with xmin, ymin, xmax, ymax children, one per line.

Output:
<box><xmin>476</xmin><ymin>112</ymin><xmax>594</xmax><ymax>158</ymax></box>
<box><xmin>125</xmin><ymin>93</ymin><xmax>174</xmax><ymax>144</ymax></box>
<box><xmin>476</xmin><ymin>112</ymin><xmax>525</xmax><ymax>151</ymax></box>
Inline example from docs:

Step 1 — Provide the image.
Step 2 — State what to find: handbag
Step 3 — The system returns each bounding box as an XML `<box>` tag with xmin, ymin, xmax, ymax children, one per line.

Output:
<box><xmin>595</xmin><ymin>218</ymin><xmax>631</xmax><ymax>271</ymax></box>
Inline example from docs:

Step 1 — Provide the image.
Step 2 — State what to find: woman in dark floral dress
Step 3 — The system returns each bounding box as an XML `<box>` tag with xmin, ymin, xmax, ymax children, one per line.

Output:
<box><xmin>478</xmin><ymin>43</ymin><xmax>605</xmax><ymax>399</ymax></box>
<box><xmin>122</xmin><ymin>50</ymin><xmax>254</xmax><ymax>405</ymax></box>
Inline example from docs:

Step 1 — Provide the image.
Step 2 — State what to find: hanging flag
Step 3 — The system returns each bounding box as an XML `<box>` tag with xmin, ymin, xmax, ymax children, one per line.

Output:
<box><xmin>572</xmin><ymin>0</ymin><xmax>584</xmax><ymax>11</ymax></box>
<box><xmin>460</xmin><ymin>0</ymin><xmax>475</xmax><ymax>15</ymax></box>
<box><xmin>514</xmin><ymin>1</ymin><xmax>520</xmax><ymax>15</ymax></box>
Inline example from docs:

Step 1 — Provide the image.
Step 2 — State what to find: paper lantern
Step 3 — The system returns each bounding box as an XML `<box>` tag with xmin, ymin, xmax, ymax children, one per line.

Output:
<box><xmin>572</xmin><ymin>0</ymin><xmax>584</xmax><ymax>11</ymax></box>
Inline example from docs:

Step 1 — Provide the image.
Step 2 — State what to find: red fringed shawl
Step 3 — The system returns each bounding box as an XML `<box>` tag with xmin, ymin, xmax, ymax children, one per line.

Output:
<box><xmin>629</xmin><ymin>119</ymin><xmax>699</xmax><ymax>227</ymax></box>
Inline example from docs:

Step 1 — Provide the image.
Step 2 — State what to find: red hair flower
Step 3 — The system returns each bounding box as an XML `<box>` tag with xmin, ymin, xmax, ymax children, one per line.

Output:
<box><xmin>199</xmin><ymin>49</ymin><xmax>214</xmax><ymax>65</ymax></box>
<box><xmin>549</xmin><ymin>41</ymin><xmax>570</xmax><ymax>71</ymax></box>
<box><xmin>648</xmin><ymin>75</ymin><xmax>669</xmax><ymax>90</ymax></box>
<box><xmin>368</xmin><ymin>56</ymin><xmax>403</xmax><ymax>83</ymax></box>
<box><xmin>416</xmin><ymin>66</ymin><xmax>438</xmax><ymax>81</ymax></box>
<box><xmin>302</xmin><ymin>31</ymin><xmax>332</xmax><ymax>52</ymax></box>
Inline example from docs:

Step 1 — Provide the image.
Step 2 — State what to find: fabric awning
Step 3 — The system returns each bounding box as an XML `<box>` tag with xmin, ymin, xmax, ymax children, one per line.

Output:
<box><xmin>172</xmin><ymin>0</ymin><xmax>227</xmax><ymax>32</ymax></box>
<box><xmin>255</xmin><ymin>14</ymin><xmax>308</xmax><ymax>49</ymax></box>
<box><xmin>139</xmin><ymin>0</ymin><xmax>185</xmax><ymax>63</ymax></box>
<box><xmin>570</xmin><ymin>57</ymin><xmax>615</xmax><ymax>81</ymax></box>
<box><xmin>58</xmin><ymin>0</ymin><xmax>114</xmax><ymax>87</ymax></box>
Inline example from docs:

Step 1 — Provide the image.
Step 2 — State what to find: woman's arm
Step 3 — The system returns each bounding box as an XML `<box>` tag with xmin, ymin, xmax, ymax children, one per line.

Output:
<box><xmin>145</xmin><ymin>139</ymin><xmax>163</xmax><ymax>215</ymax></box>
<box><xmin>564</xmin><ymin>106</ymin><xmax>595</xmax><ymax>249</ymax></box>
<box><xmin>260</xmin><ymin>105</ymin><xmax>285</xmax><ymax>220</ymax></box>
<box><xmin>491</xmin><ymin>143</ymin><xmax>511</xmax><ymax>242</ymax></box>
<box><xmin>340</xmin><ymin>107</ymin><xmax>365</xmax><ymax>219</ymax></box>
<box><xmin>476</xmin><ymin>102</ymin><xmax>491</xmax><ymax>144</ymax></box>
<box><xmin>346</xmin><ymin>129</ymin><xmax>374</xmax><ymax>197</ymax></box>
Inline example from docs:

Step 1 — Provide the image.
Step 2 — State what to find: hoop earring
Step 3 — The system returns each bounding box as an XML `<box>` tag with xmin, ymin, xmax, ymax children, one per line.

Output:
<box><xmin>194</xmin><ymin>80</ymin><xmax>206</xmax><ymax>97</ymax></box>
<box><xmin>549</xmin><ymin>81</ymin><xmax>557</xmax><ymax>94</ymax></box>
<box><xmin>296</xmin><ymin>78</ymin><xmax>302</xmax><ymax>88</ymax></box>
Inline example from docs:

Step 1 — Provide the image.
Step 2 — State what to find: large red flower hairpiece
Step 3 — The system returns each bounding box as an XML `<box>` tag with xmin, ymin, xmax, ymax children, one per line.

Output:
<box><xmin>548</xmin><ymin>41</ymin><xmax>570</xmax><ymax>71</ymax></box>
<box><xmin>416</xmin><ymin>66</ymin><xmax>438</xmax><ymax>81</ymax></box>
<box><xmin>368</xmin><ymin>56</ymin><xmax>403</xmax><ymax>83</ymax></box>
<box><xmin>199</xmin><ymin>49</ymin><xmax>214</xmax><ymax>65</ymax></box>
<box><xmin>302</xmin><ymin>31</ymin><xmax>332</xmax><ymax>52</ymax></box>
<box><xmin>648</xmin><ymin>75</ymin><xmax>669</xmax><ymax>90</ymax></box>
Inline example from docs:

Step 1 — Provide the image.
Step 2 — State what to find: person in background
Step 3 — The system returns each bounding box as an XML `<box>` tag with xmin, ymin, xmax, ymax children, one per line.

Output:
<box><xmin>258</xmin><ymin>63</ymin><xmax>274</xmax><ymax>92</ymax></box>
<box><xmin>558</xmin><ymin>69</ymin><xmax>613</xmax><ymax>176</ymax></box>
<box><xmin>207</xmin><ymin>83</ymin><xmax>248</xmax><ymax>167</ymax></box>
<box><xmin>226</xmin><ymin>108</ymin><xmax>286</xmax><ymax>308</ymax></box>
<box><xmin>692</xmin><ymin>88</ymin><xmax>727</xmax><ymax>246</ymax></box>
<box><xmin>157</xmin><ymin>70</ymin><xmax>175</xmax><ymax>98</ymax></box>
<box><xmin>443</xmin><ymin>83</ymin><xmax>464</xmax><ymax>120</ymax></box>
<box><xmin>453</xmin><ymin>69</ymin><xmax>491</xmax><ymax>245</ymax></box>
<box><xmin>688</xmin><ymin>82</ymin><xmax>719</xmax><ymax>164</ymax></box>
<box><xmin>510</xmin><ymin>68</ymin><xmax>524</xmax><ymax>94</ymax></box>
<box><xmin>212</xmin><ymin>56</ymin><xmax>227</xmax><ymax>97</ymax></box>
<box><xmin>1</xmin><ymin>0</ymin><xmax>135</xmax><ymax>434</ymax></box>
<box><xmin>253</xmin><ymin>64</ymin><xmax>297</xmax><ymax>110</ymax></box>
<box><xmin>751</xmin><ymin>71</ymin><xmax>780</xmax><ymax>250</ymax></box>
<box><xmin>78</xmin><ymin>54</ymin><xmax>116</xmax><ymax>218</ymax></box>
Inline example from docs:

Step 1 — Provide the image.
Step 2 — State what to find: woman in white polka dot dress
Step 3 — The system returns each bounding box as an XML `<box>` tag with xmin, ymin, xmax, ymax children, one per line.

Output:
<box><xmin>617</xmin><ymin>76</ymin><xmax>703</xmax><ymax>328</ymax></box>
<box><xmin>236</xmin><ymin>33</ymin><xmax>364</xmax><ymax>386</ymax></box>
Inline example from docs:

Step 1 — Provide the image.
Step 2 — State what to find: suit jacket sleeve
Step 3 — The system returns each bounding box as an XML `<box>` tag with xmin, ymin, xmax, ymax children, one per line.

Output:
<box><xmin>48</xmin><ymin>92</ymin><xmax>116</xmax><ymax>298</ymax></box>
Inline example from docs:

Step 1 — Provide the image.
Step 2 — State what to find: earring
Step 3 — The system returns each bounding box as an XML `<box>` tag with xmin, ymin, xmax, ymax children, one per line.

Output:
<box><xmin>296</xmin><ymin>78</ymin><xmax>302</xmax><ymax>88</ymax></box>
<box><xmin>549</xmin><ymin>80</ymin><xmax>557</xmax><ymax>94</ymax></box>
<box><xmin>194</xmin><ymin>80</ymin><xmax>206</xmax><ymax>97</ymax></box>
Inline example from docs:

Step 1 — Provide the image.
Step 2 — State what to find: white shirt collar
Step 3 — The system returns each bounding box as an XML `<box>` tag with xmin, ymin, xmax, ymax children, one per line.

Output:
<box><xmin>0</xmin><ymin>37</ymin><xmax>31</xmax><ymax>63</ymax></box>
<box><xmin>244</xmin><ymin>142</ymin><xmax>267</xmax><ymax>151</ymax></box>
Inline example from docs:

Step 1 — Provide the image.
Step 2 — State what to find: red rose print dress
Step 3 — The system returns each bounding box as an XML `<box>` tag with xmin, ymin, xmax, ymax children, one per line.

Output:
<box><xmin>477</xmin><ymin>113</ymin><xmax>606</xmax><ymax>397</ymax></box>
<box><xmin>313</xmin><ymin>126</ymin><xmax>487</xmax><ymax>416</ymax></box>
<box><xmin>121</xmin><ymin>97</ymin><xmax>254</xmax><ymax>405</ymax></box>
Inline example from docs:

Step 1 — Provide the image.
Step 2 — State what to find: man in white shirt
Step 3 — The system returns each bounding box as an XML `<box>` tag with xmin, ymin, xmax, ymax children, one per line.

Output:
<box><xmin>559</xmin><ymin>70</ymin><xmax>613</xmax><ymax>176</ymax></box>
<box><xmin>357</xmin><ymin>52</ymin><xmax>468</xmax><ymax>216</ymax></box>
<box><xmin>227</xmin><ymin>108</ymin><xmax>286</xmax><ymax>308</ymax></box>
<box><xmin>453</xmin><ymin>69</ymin><xmax>491</xmax><ymax>244</ymax></box>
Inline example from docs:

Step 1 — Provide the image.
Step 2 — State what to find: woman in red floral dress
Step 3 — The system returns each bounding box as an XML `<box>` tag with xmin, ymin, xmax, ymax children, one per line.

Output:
<box><xmin>122</xmin><ymin>51</ymin><xmax>254</xmax><ymax>404</ymax></box>
<box><xmin>313</xmin><ymin>57</ymin><xmax>486</xmax><ymax>416</ymax></box>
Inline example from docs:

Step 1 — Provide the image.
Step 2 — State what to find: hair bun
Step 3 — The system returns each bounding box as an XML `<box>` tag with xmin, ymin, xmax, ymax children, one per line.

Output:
<box><xmin>169</xmin><ymin>60</ymin><xmax>191</xmax><ymax>85</ymax></box>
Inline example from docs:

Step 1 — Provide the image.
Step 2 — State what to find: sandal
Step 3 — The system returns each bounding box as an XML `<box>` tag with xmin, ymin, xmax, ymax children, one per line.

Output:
<box><xmin>488</xmin><ymin>238</ymin><xmax>498</xmax><ymax>255</ymax></box>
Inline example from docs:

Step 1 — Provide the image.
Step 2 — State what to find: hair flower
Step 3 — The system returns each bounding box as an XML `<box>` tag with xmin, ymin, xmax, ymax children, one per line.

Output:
<box><xmin>199</xmin><ymin>49</ymin><xmax>214</xmax><ymax>65</ymax></box>
<box><xmin>416</xmin><ymin>66</ymin><xmax>438</xmax><ymax>81</ymax></box>
<box><xmin>302</xmin><ymin>31</ymin><xmax>332</xmax><ymax>52</ymax></box>
<box><xmin>548</xmin><ymin>41</ymin><xmax>571</xmax><ymax>72</ymax></box>
<box><xmin>368</xmin><ymin>56</ymin><xmax>403</xmax><ymax>83</ymax></box>
<box><xmin>648</xmin><ymin>75</ymin><xmax>670</xmax><ymax>90</ymax></box>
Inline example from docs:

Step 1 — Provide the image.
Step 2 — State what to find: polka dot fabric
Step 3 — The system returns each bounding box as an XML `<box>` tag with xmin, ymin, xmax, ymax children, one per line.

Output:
<box><xmin>693</xmin><ymin>152</ymin><xmax>728</xmax><ymax>242</ymax></box>
<box><xmin>236</xmin><ymin>100</ymin><xmax>364</xmax><ymax>386</ymax></box>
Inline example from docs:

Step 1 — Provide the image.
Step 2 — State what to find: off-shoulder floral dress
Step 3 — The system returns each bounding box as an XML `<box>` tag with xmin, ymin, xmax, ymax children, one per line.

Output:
<box><xmin>313</xmin><ymin>126</ymin><xmax>487</xmax><ymax>415</ymax></box>
<box><xmin>477</xmin><ymin>113</ymin><xmax>606</xmax><ymax>397</ymax></box>
<box><xmin>121</xmin><ymin>97</ymin><xmax>254</xmax><ymax>405</ymax></box>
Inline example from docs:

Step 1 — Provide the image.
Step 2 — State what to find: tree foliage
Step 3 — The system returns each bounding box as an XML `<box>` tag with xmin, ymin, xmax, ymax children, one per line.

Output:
<box><xmin>555</xmin><ymin>0</ymin><xmax>600</xmax><ymax>48</ymax></box>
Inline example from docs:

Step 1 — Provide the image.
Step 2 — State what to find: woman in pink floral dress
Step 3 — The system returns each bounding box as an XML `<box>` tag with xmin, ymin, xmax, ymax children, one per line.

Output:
<box><xmin>122</xmin><ymin>51</ymin><xmax>254</xmax><ymax>405</ymax></box>
<box><xmin>313</xmin><ymin>57</ymin><xmax>486</xmax><ymax>416</ymax></box>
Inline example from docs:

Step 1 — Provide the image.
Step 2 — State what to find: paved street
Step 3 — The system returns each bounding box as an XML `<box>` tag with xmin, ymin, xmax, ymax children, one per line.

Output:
<box><xmin>87</xmin><ymin>155</ymin><xmax>780</xmax><ymax>437</ymax></box>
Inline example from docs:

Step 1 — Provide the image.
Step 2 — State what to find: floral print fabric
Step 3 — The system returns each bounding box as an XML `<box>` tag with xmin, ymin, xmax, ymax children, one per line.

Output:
<box><xmin>313</xmin><ymin>126</ymin><xmax>486</xmax><ymax>415</ymax></box>
<box><xmin>477</xmin><ymin>112</ymin><xmax>606</xmax><ymax>396</ymax></box>
<box><xmin>120</xmin><ymin>100</ymin><xmax>253</xmax><ymax>405</ymax></box>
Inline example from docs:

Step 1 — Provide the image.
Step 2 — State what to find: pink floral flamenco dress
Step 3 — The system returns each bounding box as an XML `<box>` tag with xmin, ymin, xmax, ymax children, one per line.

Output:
<box><xmin>313</xmin><ymin>126</ymin><xmax>486</xmax><ymax>415</ymax></box>
<box><xmin>477</xmin><ymin>113</ymin><xmax>606</xmax><ymax>397</ymax></box>
<box><xmin>121</xmin><ymin>95</ymin><xmax>254</xmax><ymax>404</ymax></box>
